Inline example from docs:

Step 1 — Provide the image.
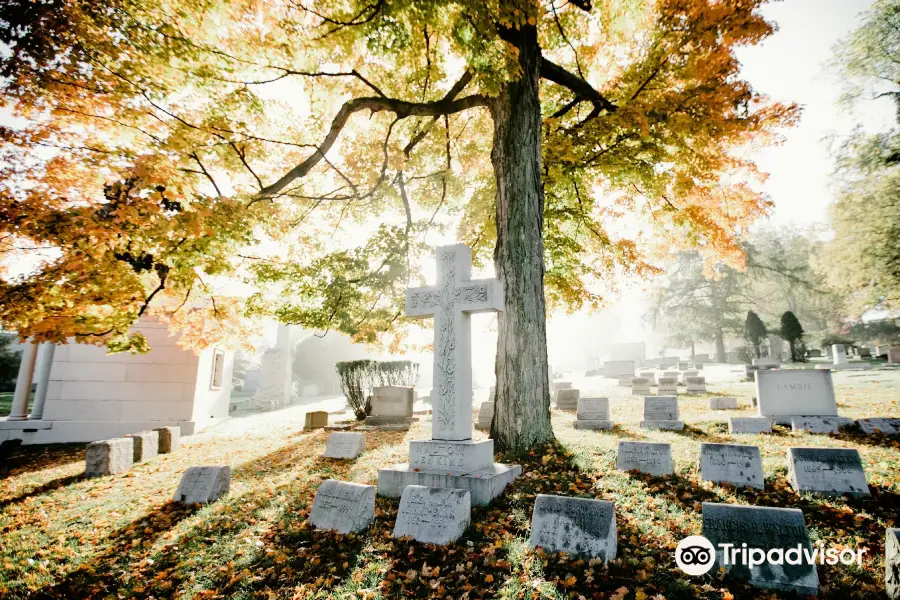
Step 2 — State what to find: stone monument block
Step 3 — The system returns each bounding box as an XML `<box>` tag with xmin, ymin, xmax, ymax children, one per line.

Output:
<box><xmin>657</xmin><ymin>377</ymin><xmax>678</xmax><ymax>394</ymax></box>
<box><xmin>640</xmin><ymin>396</ymin><xmax>683</xmax><ymax>430</ymax></box>
<box><xmin>790</xmin><ymin>416</ymin><xmax>854</xmax><ymax>434</ymax></box>
<box><xmin>702</xmin><ymin>502</ymin><xmax>818</xmax><ymax>595</ymax></box>
<box><xmin>529</xmin><ymin>494</ymin><xmax>617</xmax><ymax>561</ymax></box>
<box><xmin>631</xmin><ymin>377</ymin><xmax>651</xmax><ymax>395</ymax></box>
<box><xmin>304</xmin><ymin>411</ymin><xmax>328</xmax><ymax>430</ymax></box>
<box><xmin>324</xmin><ymin>432</ymin><xmax>366</xmax><ymax>459</ymax></box>
<box><xmin>309</xmin><ymin>479</ymin><xmax>375</xmax><ymax>534</ymax></box>
<box><xmin>638</xmin><ymin>371</ymin><xmax>656</xmax><ymax>384</ymax></box>
<box><xmin>755</xmin><ymin>370</ymin><xmax>837</xmax><ymax>422</ymax></box>
<box><xmin>616</xmin><ymin>441</ymin><xmax>673</xmax><ymax>476</ymax></box>
<box><xmin>787</xmin><ymin>447</ymin><xmax>869</xmax><ymax>497</ymax></box>
<box><xmin>85</xmin><ymin>437</ymin><xmax>133</xmax><ymax>477</ymax></box>
<box><xmin>556</xmin><ymin>388</ymin><xmax>580</xmax><ymax>411</ymax></box>
<box><xmin>393</xmin><ymin>485</ymin><xmax>471</xmax><ymax>545</ymax></box>
<box><xmin>709</xmin><ymin>397</ymin><xmax>738</xmax><ymax>410</ymax></box>
<box><xmin>124</xmin><ymin>430</ymin><xmax>159</xmax><ymax>462</ymax></box>
<box><xmin>154</xmin><ymin>426</ymin><xmax>181</xmax><ymax>453</ymax></box>
<box><xmin>728</xmin><ymin>417</ymin><xmax>773</xmax><ymax>434</ymax></box>
<box><xmin>574</xmin><ymin>397</ymin><xmax>613</xmax><ymax>430</ymax></box>
<box><xmin>698</xmin><ymin>443</ymin><xmax>764</xmax><ymax>489</ymax></box>
<box><xmin>173</xmin><ymin>466</ymin><xmax>231</xmax><ymax>503</ymax></box>
<box><xmin>685</xmin><ymin>376</ymin><xmax>706</xmax><ymax>393</ymax></box>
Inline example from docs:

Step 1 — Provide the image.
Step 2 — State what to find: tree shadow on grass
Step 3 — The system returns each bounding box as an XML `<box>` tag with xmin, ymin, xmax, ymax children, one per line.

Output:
<box><xmin>831</xmin><ymin>427</ymin><xmax>900</xmax><ymax>450</ymax></box>
<box><xmin>0</xmin><ymin>443</ymin><xmax>86</xmax><ymax>479</ymax></box>
<box><xmin>31</xmin><ymin>502</ymin><xmax>200</xmax><ymax>599</ymax></box>
<box><xmin>0</xmin><ymin>474</ymin><xmax>83</xmax><ymax>511</ymax></box>
<box><xmin>671</xmin><ymin>424</ymin><xmax>733</xmax><ymax>443</ymax></box>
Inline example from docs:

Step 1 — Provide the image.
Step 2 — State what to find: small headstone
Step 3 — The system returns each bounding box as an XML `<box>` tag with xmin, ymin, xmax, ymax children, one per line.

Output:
<box><xmin>529</xmin><ymin>494</ymin><xmax>617</xmax><ymax>561</ymax></box>
<box><xmin>85</xmin><ymin>438</ymin><xmax>133</xmax><ymax>477</ymax></box>
<box><xmin>638</xmin><ymin>371</ymin><xmax>656</xmax><ymax>384</ymax></box>
<box><xmin>832</xmin><ymin>343</ymin><xmax>848</xmax><ymax>365</ymax></box>
<box><xmin>631</xmin><ymin>377</ymin><xmax>651</xmax><ymax>395</ymax></box>
<box><xmin>681</xmin><ymin>369</ymin><xmax>699</xmax><ymax>380</ymax></box>
<box><xmin>702</xmin><ymin>502</ymin><xmax>819</xmax><ymax>595</ymax></box>
<box><xmin>887</xmin><ymin>528</ymin><xmax>900</xmax><ymax>600</ymax></box>
<box><xmin>787</xmin><ymin>447</ymin><xmax>869</xmax><ymax>497</ymax></box>
<box><xmin>366</xmin><ymin>386</ymin><xmax>417</xmax><ymax>426</ymax></box>
<box><xmin>657</xmin><ymin>377</ymin><xmax>678</xmax><ymax>394</ymax></box>
<box><xmin>574</xmin><ymin>397</ymin><xmax>613</xmax><ymax>430</ymax></box>
<box><xmin>677</xmin><ymin>361</ymin><xmax>689</xmax><ymax>370</ymax></box>
<box><xmin>323</xmin><ymin>432</ymin><xmax>366</xmax><ymax>459</ymax></box>
<box><xmin>309</xmin><ymin>479</ymin><xmax>375</xmax><ymax>534</ymax></box>
<box><xmin>728</xmin><ymin>417</ymin><xmax>773</xmax><ymax>434</ymax></box>
<box><xmin>304</xmin><ymin>411</ymin><xmax>328</xmax><ymax>430</ymax></box>
<box><xmin>616</xmin><ymin>373</ymin><xmax>633</xmax><ymax>387</ymax></box>
<box><xmin>791</xmin><ymin>416</ymin><xmax>854</xmax><ymax>434</ymax></box>
<box><xmin>556</xmin><ymin>388</ymin><xmax>580</xmax><ymax>411</ymax></box>
<box><xmin>124</xmin><ymin>430</ymin><xmax>159</xmax><ymax>463</ymax></box>
<box><xmin>616</xmin><ymin>441</ymin><xmax>673</xmax><ymax>476</ymax></box>
<box><xmin>698</xmin><ymin>443</ymin><xmax>764</xmax><ymax>489</ymax></box>
<box><xmin>393</xmin><ymin>485</ymin><xmax>471</xmax><ymax>545</ymax></box>
<box><xmin>640</xmin><ymin>396</ymin><xmax>683</xmax><ymax>430</ymax></box>
<box><xmin>475</xmin><ymin>400</ymin><xmax>494</xmax><ymax>431</ymax></box>
<box><xmin>173</xmin><ymin>466</ymin><xmax>231</xmax><ymax>503</ymax></box>
<box><xmin>154</xmin><ymin>426</ymin><xmax>181</xmax><ymax>453</ymax></box>
<box><xmin>709</xmin><ymin>397</ymin><xmax>738</xmax><ymax>410</ymax></box>
<box><xmin>662</xmin><ymin>370</ymin><xmax>678</xmax><ymax>378</ymax></box>
<box><xmin>857</xmin><ymin>418</ymin><xmax>900</xmax><ymax>436</ymax></box>
<box><xmin>685</xmin><ymin>376</ymin><xmax>706</xmax><ymax>393</ymax></box>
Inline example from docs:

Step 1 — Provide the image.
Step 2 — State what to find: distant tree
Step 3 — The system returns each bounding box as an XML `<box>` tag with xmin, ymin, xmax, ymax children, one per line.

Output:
<box><xmin>848</xmin><ymin>320</ymin><xmax>900</xmax><ymax>346</ymax></box>
<box><xmin>780</xmin><ymin>311</ymin><xmax>805</xmax><ymax>362</ymax></box>
<box><xmin>0</xmin><ymin>334</ymin><xmax>21</xmax><ymax>392</ymax></box>
<box><xmin>744</xmin><ymin>311</ymin><xmax>768</xmax><ymax>358</ymax></box>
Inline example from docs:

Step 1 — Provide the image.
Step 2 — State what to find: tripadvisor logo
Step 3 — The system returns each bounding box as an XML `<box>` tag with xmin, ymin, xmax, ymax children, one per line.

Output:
<box><xmin>675</xmin><ymin>535</ymin><xmax>868</xmax><ymax>576</ymax></box>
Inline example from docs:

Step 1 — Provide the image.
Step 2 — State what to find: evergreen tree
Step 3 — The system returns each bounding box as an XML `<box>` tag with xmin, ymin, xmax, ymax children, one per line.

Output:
<box><xmin>744</xmin><ymin>311</ymin><xmax>768</xmax><ymax>358</ymax></box>
<box><xmin>779</xmin><ymin>311</ymin><xmax>805</xmax><ymax>362</ymax></box>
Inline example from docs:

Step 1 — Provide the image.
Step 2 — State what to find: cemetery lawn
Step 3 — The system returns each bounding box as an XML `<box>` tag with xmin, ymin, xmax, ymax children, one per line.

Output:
<box><xmin>1</xmin><ymin>368</ymin><xmax>898</xmax><ymax>599</ymax></box>
<box><xmin>0</xmin><ymin>393</ymin><xmax>12</xmax><ymax>417</ymax></box>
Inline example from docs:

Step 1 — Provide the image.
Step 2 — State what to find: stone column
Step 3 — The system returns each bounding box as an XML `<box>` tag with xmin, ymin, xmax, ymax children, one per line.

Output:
<box><xmin>9</xmin><ymin>341</ymin><xmax>39</xmax><ymax>421</ymax></box>
<box><xmin>30</xmin><ymin>343</ymin><xmax>56</xmax><ymax>420</ymax></box>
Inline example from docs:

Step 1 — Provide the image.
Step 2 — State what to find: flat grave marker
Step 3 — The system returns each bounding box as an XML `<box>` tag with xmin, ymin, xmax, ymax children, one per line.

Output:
<box><xmin>729</xmin><ymin>417</ymin><xmax>773</xmax><ymax>434</ymax></box>
<box><xmin>616</xmin><ymin>441</ymin><xmax>673</xmax><ymax>476</ymax></box>
<box><xmin>698</xmin><ymin>443</ymin><xmax>764</xmax><ymax>489</ymax></box>
<box><xmin>173</xmin><ymin>466</ymin><xmax>231</xmax><ymax>504</ymax></box>
<box><xmin>323</xmin><ymin>432</ymin><xmax>366</xmax><ymax>459</ymax></box>
<box><xmin>787</xmin><ymin>447</ymin><xmax>869</xmax><ymax>497</ymax></box>
<box><xmin>393</xmin><ymin>485</ymin><xmax>471</xmax><ymax>545</ymax></box>
<box><xmin>529</xmin><ymin>494</ymin><xmax>617</xmax><ymax>561</ymax></box>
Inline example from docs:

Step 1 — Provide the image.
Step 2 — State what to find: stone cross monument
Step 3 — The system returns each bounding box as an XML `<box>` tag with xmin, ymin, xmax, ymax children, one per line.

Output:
<box><xmin>406</xmin><ymin>244</ymin><xmax>504</xmax><ymax>441</ymax></box>
<box><xmin>378</xmin><ymin>244</ymin><xmax>520</xmax><ymax>506</ymax></box>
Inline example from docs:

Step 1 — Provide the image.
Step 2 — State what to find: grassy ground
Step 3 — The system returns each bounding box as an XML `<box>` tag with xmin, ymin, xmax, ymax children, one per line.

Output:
<box><xmin>1</xmin><ymin>368</ymin><xmax>898</xmax><ymax>599</ymax></box>
<box><xmin>0</xmin><ymin>392</ymin><xmax>33</xmax><ymax>418</ymax></box>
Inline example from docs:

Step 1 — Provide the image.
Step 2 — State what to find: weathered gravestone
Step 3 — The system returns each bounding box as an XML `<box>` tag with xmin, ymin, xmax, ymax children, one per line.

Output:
<box><xmin>791</xmin><ymin>416</ymin><xmax>854</xmax><ymax>434</ymax></box>
<box><xmin>631</xmin><ymin>377</ymin><xmax>651</xmax><ymax>395</ymax></box>
<box><xmin>154</xmin><ymin>425</ymin><xmax>181</xmax><ymax>453</ymax></box>
<box><xmin>857</xmin><ymin>418</ymin><xmax>900</xmax><ymax>436</ymax></box>
<box><xmin>124</xmin><ymin>430</ymin><xmax>159</xmax><ymax>462</ymax></box>
<box><xmin>657</xmin><ymin>377</ymin><xmax>678</xmax><ymax>394</ymax></box>
<box><xmin>616</xmin><ymin>373</ymin><xmax>633</xmax><ymax>387</ymax></box>
<box><xmin>85</xmin><ymin>438</ymin><xmax>133</xmax><ymax>477</ymax></box>
<box><xmin>787</xmin><ymin>447</ymin><xmax>869</xmax><ymax>497</ymax></box>
<box><xmin>755</xmin><ymin>369</ymin><xmax>838</xmax><ymax>423</ymax></box>
<box><xmin>616</xmin><ymin>441</ymin><xmax>673</xmax><ymax>476</ymax></box>
<box><xmin>685</xmin><ymin>376</ymin><xmax>706</xmax><ymax>393</ymax></box>
<box><xmin>529</xmin><ymin>494</ymin><xmax>617</xmax><ymax>561</ymax></box>
<box><xmin>173</xmin><ymin>466</ymin><xmax>230</xmax><ymax>503</ymax></box>
<box><xmin>475</xmin><ymin>400</ymin><xmax>493</xmax><ymax>431</ymax></box>
<box><xmin>393</xmin><ymin>485</ymin><xmax>471</xmax><ymax>544</ymax></box>
<box><xmin>304</xmin><ymin>411</ymin><xmax>328</xmax><ymax>430</ymax></box>
<box><xmin>709</xmin><ymin>397</ymin><xmax>738</xmax><ymax>410</ymax></box>
<box><xmin>323</xmin><ymin>432</ymin><xmax>366</xmax><ymax>459</ymax></box>
<box><xmin>574</xmin><ymin>397</ymin><xmax>613</xmax><ymax>430</ymax></box>
<box><xmin>640</xmin><ymin>396</ymin><xmax>683</xmax><ymax>430</ymax></box>
<box><xmin>366</xmin><ymin>386</ymin><xmax>416</xmax><ymax>426</ymax></box>
<box><xmin>887</xmin><ymin>528</ymin><xmax>900</xmax><ymax>600</ymax></box>
<box><xmin>698</xmin><ymin>443</ymin><xmax>764</xmax><ymax>489</ymax></box>
<box><xmin>556</xmin><ymin>388</ymin><xmax>580</xmax><ymax>411</ymax></box>
<box><xmin>728</xmin><ymin>417</ymin><xmax>773</xmax><ymax>434</ymax></box>
<box><xmin>309</xmin><ymin>479</ymin><xmax>375</xmax><ymax>534</ymax></box>
<box><xmin>638</xmin><ymin>371</ymin><xmax>656</xmax><ymax>384</ymax></box>
<box><xmin>702</xmin><ymin>502</ymin><xmax>819</xmax><ymax>595</ymax></box>
<box><xmin>379</xmin><ymin>245</ymin><xmax>520</xmax><ymax>505</ymax></box>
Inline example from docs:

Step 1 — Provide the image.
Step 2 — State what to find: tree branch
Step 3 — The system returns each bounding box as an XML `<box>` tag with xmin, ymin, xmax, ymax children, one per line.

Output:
<box><xmin>540</xmin><ymin>57</ymin><xmax>616</xmax><ymax>114</ymax></box>
<box><xmin>403</xmin><ymin>71</ymin><xmax>473</xmax><ymax>157</ymax></box>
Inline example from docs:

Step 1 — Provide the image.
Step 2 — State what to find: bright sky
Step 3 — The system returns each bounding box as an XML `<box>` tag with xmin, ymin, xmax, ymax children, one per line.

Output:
<box><xmin>737</xmin><ymin>0</ymin><xmax>894</xmax><ymax>227</ymax></box>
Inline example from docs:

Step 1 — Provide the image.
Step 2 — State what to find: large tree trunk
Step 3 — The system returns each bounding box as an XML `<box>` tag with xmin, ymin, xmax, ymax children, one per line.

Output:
<box><xmin>715</xmin><ymin>330</ymin><xmax>726</xmax><ymax>363</ymax></box>
<box><xmin>490</xmin><ymin>23</ymin><xmax>553</xmax><ymax>453</ymax></box>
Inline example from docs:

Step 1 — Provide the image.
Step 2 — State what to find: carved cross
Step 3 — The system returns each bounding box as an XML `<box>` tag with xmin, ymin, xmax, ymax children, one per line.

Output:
<box><xmin>406</xmin><ymin>244</ymin><xmax>503</xmax><ymax>441</ymax></box>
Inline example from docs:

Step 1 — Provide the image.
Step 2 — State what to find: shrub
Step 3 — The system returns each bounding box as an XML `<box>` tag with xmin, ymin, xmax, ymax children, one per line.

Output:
<box><xmin>335</xmin><ymin>359</ymin><xmax>420</xmax><ymax>420</ymax></box>
<box><xmin>374</xmin><ymin>360</ymin><xmax>420</xmax><ymax>388</ymax></box>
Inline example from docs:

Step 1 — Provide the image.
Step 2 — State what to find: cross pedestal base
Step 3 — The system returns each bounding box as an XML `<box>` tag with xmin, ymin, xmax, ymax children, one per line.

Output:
<box><xmin>377</xmin><ymin>462</ymin><xmax>521</xmax><ymax>506</ymax></box>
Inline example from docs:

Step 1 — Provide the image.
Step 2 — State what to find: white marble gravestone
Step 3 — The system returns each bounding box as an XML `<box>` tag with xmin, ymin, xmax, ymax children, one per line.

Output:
<box><xmin>378</xmin><ymin>245</ymin><xmax>520</xmax><ymax>505</ymax></box>
<box><xmin>698</xmin><ymin>443</ymin><xmax>764</xmax><ymax>489</ymax></box>
<box><xmin>309</xmin><ymin>479</ymin><xmax>375</xmax><ymax>534</ymax></box>
<box><xmin>728</xmin><ymin>417</ymin><xmax>772</xmax><ymax>434</ymax></box>
<box><xmin>684</xmin><ymin>376</ymin><xmax>706</xmax><ymax>393</ymax></box>
<box><xmin>324</xmin><ymin>432</ymin><xmax>366</xmax><ymax>459</ymax></box>
<box><xmin>640</xmin><ymin>396</ymin><xmax>683</xmax><ymax>430</ymax></box>
<box><xmin>173</xmin><ymin>466</ymin><xmax>230</xmax><ymax>503</ymax></box>
<box><xmin>529</xmin><ymin>494</ymin><xmax>617</xmax><ymax>561</ymax></box>
<box><xmin>832</xmin><ymin>343</ymin><xmax>848</xmax><ymax>365</ymax></box>
<box><xmin>709</xmin><ymin>397</ymin><xmax>738</xmax><ymax>410</ymax></box>
<box><xmin>366</xmin><ymin>386</ymin><xmax>416</xmax><ymax>426</ymax></box>
<box><xmin>790</xmin><ymin>416</ymin><xmax>854</xmax><ymax>434</ymax></box>
<box><xmin>616</xmin><ymin>441</ymin><xmax>673</xmax><ymax>476</ymax></box>
<box><xmin>574</xmin><ymin>397</ymin><xmax>613</xmax><ymax>430</ymax></box>
<box><xmin>702</xmin><ymin>502</ymin><xmax>819</xmax><ymax>595</ymax></box>
<box><xmin>638</xmin><ymin>371</ymin><xmax>656</xmax><ymax>384</ymax></box>
<box><xmin>556</xmin><ymin>388</ymin><xmax>579</xmax><ymax>411</ymax></box>
<box><xmin>755</xmin><ymin>369</ymin><xmax>838</xmax><ymax>423</ymax></box>
<box><xmin>787</xmin><ymin>447</ymin><xmax>869</xmax><ymax>497</ymax></box>
<box><xmin>393</xmin><ymin>485</ymin><xmax>471</xmax><ymax>545</ymax></box>
<box><xmin>631</xmin><ymin>377</ymin><xmax>651</xmax><ymax>395</ymax></box>
<box><xmin>657</xmin><ymin>377</ymin><xmax>678</xmax><ymax>394</ymax></box>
